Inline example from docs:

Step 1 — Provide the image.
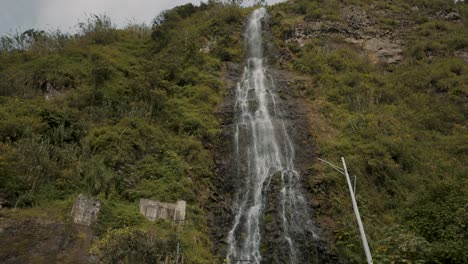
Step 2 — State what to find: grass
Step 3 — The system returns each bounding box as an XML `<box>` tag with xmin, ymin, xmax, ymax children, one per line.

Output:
<box><xmin>0</xmin><ymin>2</ymin><xmax>246</xmax><ymax>263</ymax></box>
<box><xmin>0</xmin><ymin>0</ymin><xmax>467</xmax><ymax>263</ymax></box>
<box><xmin>270</xmin><ymin>0</ymin><xmax>467</xmax><ymax>262</ymax></box>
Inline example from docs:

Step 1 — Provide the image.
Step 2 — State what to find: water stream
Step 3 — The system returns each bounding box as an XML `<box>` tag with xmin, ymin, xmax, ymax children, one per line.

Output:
<box><xmin>226</xmin><ymin>8</ymin><xmax>315</xmax><ymax>264</ymax></box>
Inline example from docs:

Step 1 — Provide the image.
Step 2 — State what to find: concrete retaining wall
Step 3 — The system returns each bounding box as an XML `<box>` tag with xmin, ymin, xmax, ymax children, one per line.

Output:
<box><xmin>71</xmin><ymin>194</ymin><xmax>100</xmax><ymax>226</ymax></box>
<box><xmin>139</xmin><ymin>199</ymin><xmax>186</xmax><ymax>222</ymax></box>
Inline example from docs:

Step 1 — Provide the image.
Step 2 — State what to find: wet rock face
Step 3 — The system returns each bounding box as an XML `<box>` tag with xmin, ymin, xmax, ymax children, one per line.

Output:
<box><xmin>209</xmin><ymin>62</ymin><xmax>242</xmax><ymax>260</ymax></box>
<box><xmin>209</xmin><ymin>62</ymin><xmax>344</xmax><ymax>263</ymax></box>
<box><xmin>261</xmin><ymin>172</ymin><xmax>298</xmax><ymax>263</ymax></box>
<box><xmin>268</xmin><ymin>69</ymin><xmax>344</xmax><ymax>264</ymax></box>
<box><xmin>261</xmin><ymin>171</ymin><xmax>321</xmax><ymax>264</ymax></box>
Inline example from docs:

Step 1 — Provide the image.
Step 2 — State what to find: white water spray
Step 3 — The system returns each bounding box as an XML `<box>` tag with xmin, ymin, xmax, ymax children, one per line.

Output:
<box><xmin>226</xmin><ymin>8</ymin><xmax>314</xmax><ymax>264</ymax></box>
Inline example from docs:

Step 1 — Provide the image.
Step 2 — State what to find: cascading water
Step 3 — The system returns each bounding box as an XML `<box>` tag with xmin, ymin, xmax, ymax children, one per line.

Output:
<box><xmin>226</xmin><ymin>8</ymin><xmax>316</xmax><ymax>264</ymax></box>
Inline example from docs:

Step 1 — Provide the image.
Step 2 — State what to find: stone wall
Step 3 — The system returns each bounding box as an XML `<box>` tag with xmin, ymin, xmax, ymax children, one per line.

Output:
<box><xmin>139</xmin><ymin>199</ymin><xmax>186</xmax><ymax>222</ymax></box>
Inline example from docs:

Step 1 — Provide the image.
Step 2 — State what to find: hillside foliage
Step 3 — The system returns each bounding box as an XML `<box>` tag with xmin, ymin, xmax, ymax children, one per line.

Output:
<box><xmin>270</xmin><ymin>0</ymin><xmax>467</xmax><ymax>263</ymax></box>
<box><xmin>0</xmin><ymin>0</ymin><xmax>467</xmax><ymax>263</ymax></box>
<box><xmin>0</xmin><ymin>2</ymin><xmax>246</xmax><ymax>263</ymax></box>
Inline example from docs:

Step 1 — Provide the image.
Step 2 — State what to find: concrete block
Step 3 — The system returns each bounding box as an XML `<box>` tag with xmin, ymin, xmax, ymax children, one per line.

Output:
<box><xmin>139</xmin><ymin>199</ymin><xmax>186</xmax><ymax>222</ymax></box>
<box><xmin>71</xmin><ymin>194</ymin><xmax>100</xmax><ymax>226</ymax></box>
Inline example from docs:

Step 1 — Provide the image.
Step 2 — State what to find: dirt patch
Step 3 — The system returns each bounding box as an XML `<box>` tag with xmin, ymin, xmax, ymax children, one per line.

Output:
<box><xmin>0</xmin><ymin>214</ymin><xmax>94</xmax><ymax>264</ymax></box>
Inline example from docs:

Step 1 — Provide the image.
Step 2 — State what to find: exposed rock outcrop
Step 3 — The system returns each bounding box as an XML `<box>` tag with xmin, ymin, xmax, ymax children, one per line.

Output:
<box><xmin>435</xmin><ymin>9</ymin><xmax>462</xmax><ymax>21</ymax></box>
<box><xmin>286</xmin><ymin>5</ymin><xmax>407</xmax><ymax>64</ymax></box>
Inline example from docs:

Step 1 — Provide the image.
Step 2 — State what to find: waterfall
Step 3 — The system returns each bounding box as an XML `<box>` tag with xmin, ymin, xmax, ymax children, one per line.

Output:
<box><xmin>226</xmin><ymin>7</ymin><xmax>315</xmax><ymax>264</ymax></box>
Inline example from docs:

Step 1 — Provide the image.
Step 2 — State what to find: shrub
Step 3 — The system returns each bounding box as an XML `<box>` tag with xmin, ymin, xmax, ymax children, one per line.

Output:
<box><xmin>91</xmin><ymin>227</ymin><xmax>177</xmax><ymax>264</ymax></box>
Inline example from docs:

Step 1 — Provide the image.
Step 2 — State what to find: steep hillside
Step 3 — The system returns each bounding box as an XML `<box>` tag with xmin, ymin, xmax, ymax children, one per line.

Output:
<box><xmin>0</xmin><ymin>3</ymin><xmax>247</xmax><ymax>263</ymax></box>
<box><xmin>268</xmin><ymin>0</ymin><xmax>467</xmax><ymax>263</ymax></box>
<box><xmin>0</xmin><ymin>0</ymin><xmax>467</xmax><ymax>263</ymax></box>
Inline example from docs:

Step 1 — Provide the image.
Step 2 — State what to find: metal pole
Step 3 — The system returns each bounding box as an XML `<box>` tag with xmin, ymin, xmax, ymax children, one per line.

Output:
<box><xmin>176</xmin><ymin>241</ymin><xmax>180</xmax><ymax>264</ymax></box>
<box><xmin>341</xmin><ymin>157</ymin><xmax>373</xmax><ymax>264</ymax></box>
<box><xmin>354</xmin><ymin>175</ymin><xmax>357</xmax><ymax>194</ymax></box>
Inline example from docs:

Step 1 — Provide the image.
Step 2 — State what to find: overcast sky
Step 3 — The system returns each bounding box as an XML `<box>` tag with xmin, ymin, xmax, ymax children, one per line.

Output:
<box><xmin>0</xmin><ymin>0</ymin><xmax>286</xmax><ymax>36</ymax></box>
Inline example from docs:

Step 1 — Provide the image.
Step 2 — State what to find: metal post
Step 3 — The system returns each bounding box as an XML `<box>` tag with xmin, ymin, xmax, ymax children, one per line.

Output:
<box><xmin>341</xmin><ymin>157</ymin><xmax>373</xmax><ymax>264</ymax></box>
<box><xmin>354</xmin><ymin>175</ymin><xmax>357</xmax><ymax>194</ymax></box>
<box><xmin>176</xmin><ymin>241</ymin><xmax>180</xmax><ymax>264</ymax></box>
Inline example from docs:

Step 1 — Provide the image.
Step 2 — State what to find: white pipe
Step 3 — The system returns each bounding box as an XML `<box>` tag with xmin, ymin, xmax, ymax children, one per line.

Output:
<box><xmin>354</xmin><ymin>175</ymin><xmax>357</xmax><ymax>194</ymax></box>
<box><xmin>317</xmin><ymin>158</ymin><xmax>344</xmax><ymax>174</ymax></box>
<box><xmin>341</xmin><ymin>157</ymin><xmax>373</xmax><ymax>264</ymax></box>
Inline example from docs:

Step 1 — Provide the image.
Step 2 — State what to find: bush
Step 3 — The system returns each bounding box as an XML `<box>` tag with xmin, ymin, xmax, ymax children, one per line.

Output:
<box><xmin>78</xmin><ymin>14</ymin><xmax>119</xmax><ymax>45</ymax></box>
<box><xmin>91</xmin><ymin>227</ymin><xmax>177</xmax><ymax>264</ymax></box>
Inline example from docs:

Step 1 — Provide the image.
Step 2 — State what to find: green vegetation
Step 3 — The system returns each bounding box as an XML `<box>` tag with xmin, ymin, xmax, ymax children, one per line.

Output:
<box><xmin>0</xmin><ymin>2</ymin><xmax>247</xmax><ymax>263</ymax></box>
<box><xmin>271</xmin><ymin>0</ymin><xmax>467</xmax><ymax>263</ymax></box>
<box><xmin>1</xmin><ymin>0</ymin><xmax>467</xmax><ymax>263</ymax></box>
<box><xmin>90</xmin><ymin>227</ymin><xmax>178</xmax><ymax>263</ymax></box>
